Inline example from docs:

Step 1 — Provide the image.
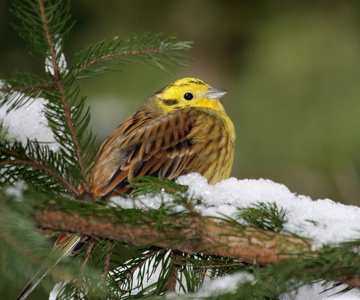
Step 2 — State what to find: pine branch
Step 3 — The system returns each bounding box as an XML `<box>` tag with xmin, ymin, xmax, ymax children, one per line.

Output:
<box><xmin>35</xmin><ymin>199</ymin><xmax>360</xmax><ymax>292</ymax></box>
<box><xmin>0</xmin><ymin>222</ymin><xmax>45</xmax><ymax>268</ymax></box>
<box><xmin>0</xmin><ymin>190</ymin><xmax>105</xmax><ymax>299</ymax></box>
<box><xmin>112</xmin><ymin>248</ymin><xmax>164</xmax><ymax>291</ymax></box>
<box><xmin>35</xmin><ymin>209</ymin><xmax>311</xmax><ymax>266</ymax></box>
<box><xmin>3</xmin><ymin>83</ymin><xmax>57</xmax><ymax>94</ymax></box>
<box><xmin>237</xmin><ymin>202</ymin><xmax>288</xmax><ymax>232</ymax></box>
<box><xmin>197</xmin><ymin>262</ymin><xmax>246</xmax><ymax>269</ymax></box>
<box><xmin>73</xmin><ymin>48</ymin><xmax>166</xmax><ymax>79</ymax></box>
<box><xmin>0</xmin><ymin>73</ymin><xmax>50</xmax><ymax>110</ymax></box>
<box><xmin>38</xmin><ymin>0</ymin><xmax>89</xmax><ymax>193</ymax></box>
<box><xmin>0</xmin><ymin>159</ymin><xmax>79</xmax><ymax>197</ymax></box>
<box><xmin>0</xmin><ymin>141</ymin><xmax>80</xmax><ymax>197</ymax></box>
<box><xmin>39</xmin><ymin>0</ymin><xmax>60</xmax><ymax>79</ymax></box>
<box><xmin>68</xmin><ymin>33</ymin><xmax>192</xmax><ymax>79</ymax></box>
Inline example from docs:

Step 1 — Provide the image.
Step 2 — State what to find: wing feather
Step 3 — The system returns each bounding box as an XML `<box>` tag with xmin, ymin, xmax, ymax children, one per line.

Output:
<box><xmin>91</xmin><ymin>108</ymin><xmax>199</xmax><ymax>199</ymax></box>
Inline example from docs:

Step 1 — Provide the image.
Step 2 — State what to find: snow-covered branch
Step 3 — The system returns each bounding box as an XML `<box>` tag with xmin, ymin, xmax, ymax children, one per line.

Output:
<box><xmin>36</xmin><ymin>209</ymin><xmax>311</xmax><ymax>265</ymax></box>
<box><xmin>35</xmin><ymin>205</ymin><xmax>360</xmax><ymax>290</ymax></box>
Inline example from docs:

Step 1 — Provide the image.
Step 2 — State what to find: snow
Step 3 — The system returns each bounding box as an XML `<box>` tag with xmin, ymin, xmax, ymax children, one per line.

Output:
<box><xmin>281</xmin><ymin>281</ymin><xmax>360</xmax><ymax>300</ymax></box>
<box><xmin>49</xmin><ymin>283</ymin><xmax>62</xmax><ymax>300</ymax></box>
<box><xmin>0</xmin><ymin>94</ymin><xmax>59</xmax><ymax>151</ymax></box>
<box><xmin>45</xmin><ymin>36</ymin><xmax>68</xmax><ymax>77</ymax></box>
<box><xmin>112</xmin><ymin>172</ymin><xmax>360</xmax><ymax>247</ymax></box>
<box><xmin>4</xmin><ymin>181</ymin><xmax>27</xmax><ymax>199</ymax></box>
<box><xmin>189</xmin><ymin>272</ymin><xmax>254</xmax><ymax>298</ymax></box>
<box><xmin>171</xmin><ymin>276</ymin><xmax>360</xmax><ymax>300</ymax></box>
<box><xmin>187</xmin><ymin>276</ymin><xmax>360</xmax><ymax>299</ymax></box>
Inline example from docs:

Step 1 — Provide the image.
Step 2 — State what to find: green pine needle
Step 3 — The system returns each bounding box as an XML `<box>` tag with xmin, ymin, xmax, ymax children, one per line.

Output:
<box><xmin>237</xmin><ymin>202</ymin><xmax>288</xmax><ymax>232</ymax></box>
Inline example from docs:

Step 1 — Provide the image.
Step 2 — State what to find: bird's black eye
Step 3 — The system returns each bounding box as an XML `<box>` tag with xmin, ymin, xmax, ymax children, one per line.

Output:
<box><xmin>184</xmin><ymin>93</ymin><xmax>193</xmax><ymax>100</ymax></box>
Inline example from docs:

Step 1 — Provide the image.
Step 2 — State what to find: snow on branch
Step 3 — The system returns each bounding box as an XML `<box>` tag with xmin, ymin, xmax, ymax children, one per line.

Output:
<box><xmin>34</xmin><ymin>174</ymin><xmax>360</xmax><ymax>294</ymax></box>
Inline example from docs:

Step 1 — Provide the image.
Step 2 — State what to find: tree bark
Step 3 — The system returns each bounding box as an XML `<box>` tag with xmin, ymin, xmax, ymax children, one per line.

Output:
<box><xmin>36</xmin><ymin>209</ymin><xmax>312</xmax><ymax>266</ymax></box>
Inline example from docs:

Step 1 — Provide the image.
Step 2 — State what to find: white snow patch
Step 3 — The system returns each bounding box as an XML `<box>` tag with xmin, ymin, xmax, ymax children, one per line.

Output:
<box><xmin>281</xmin><ymin>280</ymin><xmax>360</xmax><ymax>299</ymax></box>
<box><xmin>49</xmin><ymin>283</ymin><xmax>62</xmax><ymax>300</ymax></box>
<box><xmin>45</xmin><ymin>35</ymin><xmax>68</xmax><ymax>76</ymax></box>
<box><xmin>192</xmin><ymin>272</ymin><xmax>253</xmax><ymax>298</ymax></box>
<box><xmin>0</xmin><ymin>95</ymin><xmax>59</xmax><ymax>151</ymax></box>
<box><xmin>5</xmin><ymin>181</ymin><xmax>27</xmax><ymax>199</ymax></box>
<box><xmin>169</xmin><ymin>271</ymin><xmax>360</xmax><ymax>299</ymax></box>
<box><xmin>179</xmin><ymin>173</ymin><xmax>360</xmax><ymax>246</ymax></box>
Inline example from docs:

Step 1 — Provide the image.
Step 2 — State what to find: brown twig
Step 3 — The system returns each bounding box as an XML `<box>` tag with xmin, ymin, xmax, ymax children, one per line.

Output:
<box><xmin>82</xmin><ymin>240</ymin><xmax>96</xmax><ymax>268</ymax></box>
<box><xmin>183</xmin><ymin>200</ymin><xmax>196</xmax><ymax>216</ymax></box>
<box><xmin>1</xmin><ymin>83</ymin><xmax>57</xmax><ymax>93</ymax></box>
<box><xmin>197</xmin><ymin>262</ymin><xmax>245</xmax><ymax>269</ymax></box>
<box><xmin>201</xmin><ymin>271</ymin><xmax>215</xmax><ymax>279</ymax></box>
<box><xmin>337</xmin><ymin>274</ymin><xmax>360</xmax><ymax>288</ymax></box>
<box><xmin>38</xmin><ymin>0</ymin><xmax>89</xmax><ymax>195</ymax></box>
<box><xmin>104</xmin><ymin>241</ymin><xmax>113</xmax><ymax>277</ymax></box>
<box><xmin>163</xmin><ymin>251</ymin><xmax>180</xmax><ymax>292</ymax></box>
<box><xmin>153</xmin><ymin>182</ymin><xmax>179</xmax><ymax>194</ymax></box>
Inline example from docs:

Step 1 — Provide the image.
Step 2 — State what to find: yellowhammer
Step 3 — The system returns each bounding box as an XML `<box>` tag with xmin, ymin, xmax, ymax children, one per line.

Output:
<box><xmin>91</xmin><ymin>77</ymin><xmax>235</xmax><ymax>199</ymax></box>
<box><xmin>17</xmin><ymin>77</ymin><xmax>235</xmax><ymax>299</ymax></box>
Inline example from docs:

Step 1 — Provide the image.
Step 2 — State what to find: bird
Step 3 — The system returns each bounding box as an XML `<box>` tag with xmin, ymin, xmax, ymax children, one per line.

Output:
<box><xmin>90</xmin><ymin>77</ymin><xmax>235</xmax><ymax>199</ymax></box>
<box><xmin>16</xmin><ymin>77</ymin><xmax>235</xmax><ymax>299</ymax></box>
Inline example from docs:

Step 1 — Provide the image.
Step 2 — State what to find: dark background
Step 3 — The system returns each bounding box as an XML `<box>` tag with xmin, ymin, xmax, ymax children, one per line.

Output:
<box><xmin>2</xmin><ymin>0</ymin><xmax>360</xmax><ymax>206</ymax></box>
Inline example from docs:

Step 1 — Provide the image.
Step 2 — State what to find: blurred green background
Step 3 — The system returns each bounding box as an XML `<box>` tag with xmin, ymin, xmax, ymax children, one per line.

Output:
<box><xmin>2</xmin><ymin>0</ymin><xmax>360</xmax><ymax>206</ymax></box>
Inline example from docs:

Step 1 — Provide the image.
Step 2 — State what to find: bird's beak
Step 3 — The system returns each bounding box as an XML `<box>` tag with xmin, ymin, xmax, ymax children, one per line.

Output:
<box><xmin>205</xmin><ymin>86</ymin><xmax>227</xmax><ymax>99</ymax></box>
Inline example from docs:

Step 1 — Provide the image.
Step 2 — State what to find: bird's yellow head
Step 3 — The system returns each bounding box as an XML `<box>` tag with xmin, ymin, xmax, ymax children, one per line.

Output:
<box><xmin>150</xmin><ymin>78</ymin><xmax>228</xmax><ymax>114</ymax></box>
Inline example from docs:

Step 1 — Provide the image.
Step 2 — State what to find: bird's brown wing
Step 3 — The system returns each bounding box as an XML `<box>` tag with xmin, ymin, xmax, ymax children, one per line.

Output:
<box><xmin>91</xmin><ymin>108</ymin><xmax>200</xmax><ymax>199</ymax></box>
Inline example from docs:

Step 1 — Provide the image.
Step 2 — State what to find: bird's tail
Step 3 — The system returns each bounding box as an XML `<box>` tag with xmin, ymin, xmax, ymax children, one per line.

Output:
<box><xmin>16</xmin><ymin>234</ymin><xmax>83</xmax><ymax>300</ymax></box>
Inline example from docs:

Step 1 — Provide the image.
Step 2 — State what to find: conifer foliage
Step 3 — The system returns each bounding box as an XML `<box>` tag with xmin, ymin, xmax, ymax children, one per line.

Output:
<box><xmin>1</xmin><ymin>1</ymin><xmax>360</xmax><ymax>299</ymax></box>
